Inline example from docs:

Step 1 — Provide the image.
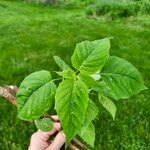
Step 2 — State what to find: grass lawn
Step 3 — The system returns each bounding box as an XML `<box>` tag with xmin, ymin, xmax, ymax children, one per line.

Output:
<box><xmin>0</xmin><ymin>1</ymin><xmax>150</xmax><ymax>150</ymax></box>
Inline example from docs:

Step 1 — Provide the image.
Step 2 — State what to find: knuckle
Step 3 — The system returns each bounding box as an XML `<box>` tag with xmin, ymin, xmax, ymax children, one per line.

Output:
<box><xmin>31</xmin><ymin>132</ymin><xmax>38</xmax><ymax>139</ymax></box>
<box><xmin>60</xmin><ymin>132</ymin><xmax>66</xmax><ymax>139</ymax></box>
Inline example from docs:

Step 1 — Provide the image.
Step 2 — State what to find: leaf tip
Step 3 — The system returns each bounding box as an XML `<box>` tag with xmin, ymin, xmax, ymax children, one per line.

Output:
<box><xmin>53</xmin><ymin>55</ymin><xmax>57</xmax><ymax>60</ymax></box>
<box><xmin>143</xmin><ymin>85</ymin><xmax>148</xmax><ymax>90</ymax></box>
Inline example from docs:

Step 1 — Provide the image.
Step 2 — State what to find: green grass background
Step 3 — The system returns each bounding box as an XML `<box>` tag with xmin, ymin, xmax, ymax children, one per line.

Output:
<box><xmin>0</xmin><ymin>1</ymin><xmax>150</xmax><ymax>150</ymax></box>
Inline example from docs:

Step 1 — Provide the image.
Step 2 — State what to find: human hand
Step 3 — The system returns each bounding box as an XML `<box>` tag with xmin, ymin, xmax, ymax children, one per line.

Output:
<box><xmin>28</xmin><ymin>116</ymin><xmax>66</xmax><ymax>150</ymax></box>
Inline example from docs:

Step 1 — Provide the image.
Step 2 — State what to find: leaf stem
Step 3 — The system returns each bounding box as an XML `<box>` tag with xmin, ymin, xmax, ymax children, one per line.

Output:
<box><xmin>75</xmin><ymin>70</ymin><xmax>79</xmax><ymax>76</ymax></box>
<box><xmin>72</xmin><ymin>138</ymin><xmax>89</xmax><ymax>150</ymax></box>
<box><xmin>52</xmin><ymin>78</ymin><xmax>63</xmax><ymax>82</ymax></box>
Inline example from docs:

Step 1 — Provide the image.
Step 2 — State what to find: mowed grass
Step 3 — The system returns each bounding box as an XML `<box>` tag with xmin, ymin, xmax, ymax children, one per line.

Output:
<box><xmin>0</xmin><ymin>1</ymin><xmax>150</xmax><ymax>150</ymax></box>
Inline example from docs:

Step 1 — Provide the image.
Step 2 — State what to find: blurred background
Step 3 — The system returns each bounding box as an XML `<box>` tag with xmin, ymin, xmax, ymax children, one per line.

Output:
<box><xmin>0</xmin><ymin>0</ymin><xmax>150</xmax><ymax>149</ymax></box>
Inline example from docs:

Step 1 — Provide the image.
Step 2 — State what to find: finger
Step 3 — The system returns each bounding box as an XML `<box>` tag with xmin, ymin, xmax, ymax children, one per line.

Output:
<box><xmin>37</xmin><ymin>122</ymin><xmax>61</xmax><ymax>141</ymax></box>
<box><xmin>46</xmin><ymin>132</ymin><xmax>66</xmax><ymax>150</ymax></box>
<box><xmin>29</xmin><ymin>132</ymin><xmax>49</xmax><ymax>150</ymax></box>
<box><xmin>51</xmin><ymin>115</ymin><xmax>59</xmax><ymax>122</ymax></box>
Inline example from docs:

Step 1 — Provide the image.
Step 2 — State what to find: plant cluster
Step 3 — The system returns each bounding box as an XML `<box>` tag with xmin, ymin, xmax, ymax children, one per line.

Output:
<box><xmin>50</xmin><ymin>0</ymin><xmax>95</xmax><ymax>8</ymax></box>
<box><xmin>13</xmin><ymin>37</ymin><xmax>147</xmax><ymax>148</ymax></box>
<box><xmin>141</xmin><ymin>0</ymin><xmax>150</xmax><ymax>14</ymax></box>
<box><xmin>85</xmin><ymin>0</ymin><xmax>150</xmax><ymax>19</ymax></box>
<box><xmin>17</xmin><ymin>0</ymin><xmax>94</xmax><ymax>8</ymax></box>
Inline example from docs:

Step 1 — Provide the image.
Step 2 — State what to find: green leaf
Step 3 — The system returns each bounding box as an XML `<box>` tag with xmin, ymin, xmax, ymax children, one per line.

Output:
<box><xmin>92</xmin><ymin>81</ymin><xmax>117</xmax><ymax>99</ymax></box>
<box><xmin>78</xmin><ymin>123</ymin><xmax>95</xmax><ymax>148</ymax></box>
<box><xmin>56</xmin><ymin>70</ymin><xmax>75</xmax><ymax>79</ymax></box>
<box><xmin>71</xmin><ymin>38</ymin><xmax>110</xmax><ymax>75</ymax></box>
<box><xmin>79</xmin><ymin>100</ymin><xmax>98</xmax><ymax>135</ymax></box>
<box><xmin>90</xmin><ymin>72</ymin><xmax>101</xmax><ymax>81</ymax></box>
<box><xmin>78</xmin><ymin>73</ymin><xmax>100</xmax><ymax>88</ymax></box>
<box><xmin>98</xmin><ymin>94</ymin><xmax>116</xmax><ymax>120</ymax></box>
<box><xmin>54</xmin><ymin>56</ymin><xmax>71</xmax><ymax>70</ymax></box>
<box><xmin>55</xmin><ymin>79</ymin><xmax>89</xmax><ymax>145</ymax></box>
<box><xmin>100</xmin><ymin>56</ymin><xmax>147</xmax><ymax>99</ymax></box>
<box><xmin>35</xmin><ymin>118</ymin><xmax>54</xmax><ymax>132</ymax></box>
<box><xmin>78</xmin><ymin>74</ymin><xmax>116</xmax><ymax>99</ymax></box>
<box><xmin>16</xmin><ymin>70</ymin><xmax>56</xmax><ymax>121</ymax></box>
